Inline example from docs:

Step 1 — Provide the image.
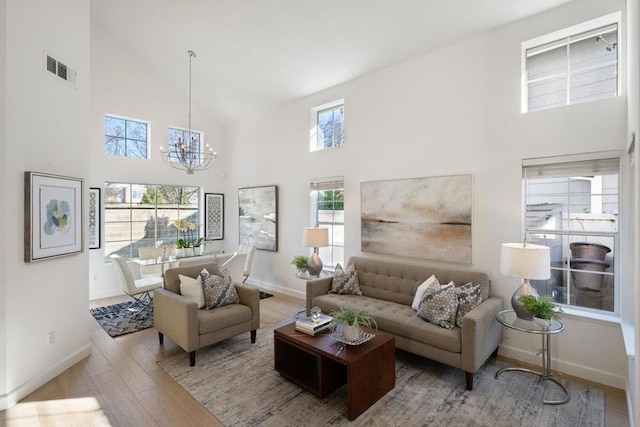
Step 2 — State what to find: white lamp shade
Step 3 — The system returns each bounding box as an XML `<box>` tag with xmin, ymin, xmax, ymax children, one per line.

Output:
<box><xmin>303</xmin><ymin>227</ymin><xmax>329</xmax><ymax>248</ymax></box>
<box><xmin>500</xmin><ymin>243</ymin><xmax>550</xmax><ymax>280</ymax></box>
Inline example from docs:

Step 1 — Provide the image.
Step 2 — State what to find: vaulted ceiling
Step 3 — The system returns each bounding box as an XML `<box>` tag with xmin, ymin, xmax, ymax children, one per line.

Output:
<box><xmin>91</xmin><ymin>0</ymin><xmax>576</xmax><ymax>123</ymax></box>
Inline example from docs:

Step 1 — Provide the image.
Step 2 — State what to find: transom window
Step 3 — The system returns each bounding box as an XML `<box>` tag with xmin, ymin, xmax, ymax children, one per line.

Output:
<box><xmin>523</xmin><ymin>153</ymin><xmax>620</xmax><ymax>314</ymax></box>
<box><xmin>104</xmin><ymin>183</ymin><xmax>200</xmax><ymax>260</ymax></box>
<box><xmin>310</xmin><ymin>100</ymin><xmax>344</xmax><ymax>151</ymax></box>
<box><xmin>167</xmin><ymin>127</ymin><xmax>203</xmax><ymax>163</ymax></box>
<box><xmin>522</xmin><ymin>13</ymin><xmax>620</xmax><ymax>113</ymax></box>
<box><xmin>310</xmin><ymin>178</ymin><xmax>344</xmax><ymax>268</ymax></box>
<box><xmin>104</xmin><ymin>115</ymin><xmax>149</xmax><ymax>159</ymax></box>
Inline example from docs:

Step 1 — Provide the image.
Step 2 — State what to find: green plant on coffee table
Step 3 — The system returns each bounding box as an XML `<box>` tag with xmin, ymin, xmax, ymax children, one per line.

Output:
<box><xmin>291</xmin><ymin>255</ymin><xmax>309</xmax><ymax>269</ymax></box>
<box><xmin>328</xmin><ymin>304</ymin><xmax>377</xmax><ymax>331</ymax></box>
<box><xmin>518</xmin><ymin>295</ymin><xmax>563</xmax><ymax>321</ymax></box>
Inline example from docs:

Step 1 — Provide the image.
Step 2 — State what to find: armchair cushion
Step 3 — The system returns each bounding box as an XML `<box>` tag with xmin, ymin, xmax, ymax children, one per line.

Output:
<box><xmin>179</xmin><ymin>273</ymin><xmax>206</xmax><ymax>309</ymax></box>
<box><xmin>202</xmin><ymin>268</ymin><xmax>239</xmax><ymax>309</ymax></box>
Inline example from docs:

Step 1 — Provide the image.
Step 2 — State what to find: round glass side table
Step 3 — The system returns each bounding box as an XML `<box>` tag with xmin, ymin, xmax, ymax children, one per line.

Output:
<box><xmin>495</xmin><ymin>309</ymin><xmax>570</xmax><ymax>405</ymax></box>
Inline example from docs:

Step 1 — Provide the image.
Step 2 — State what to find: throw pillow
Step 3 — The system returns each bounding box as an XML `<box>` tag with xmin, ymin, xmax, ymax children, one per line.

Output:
<box><xmin>411</xmin><ymin>275</ymin><xmax>439</xmax><ymax>310</ymax></box>
<box><xmin>201</xmin><ymin>268</ymin><xmax>239</xmax><ymax>309</ymax></box>
<box><xmin>329</xmin><ymin>263</ymin><xmax>362</xmax><ymax>295</ymax></box>
<box><xmin>417</xmin><ymin>283</ymin><xmax>459</xmax><ymax>329</ymax></box>
<box><xmin>179</xmin><ymin>273</ymin><xmax>206</xmax><ymax>309</ymax></box>
<box><xmin>454</xmin><ymin>282</ymin><xmax>483</xmax><ymax>327</ymax></box>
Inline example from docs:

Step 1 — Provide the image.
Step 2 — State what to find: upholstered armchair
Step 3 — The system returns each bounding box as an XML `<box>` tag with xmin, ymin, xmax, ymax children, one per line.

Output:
<box><xmin>154</xmin><ymin>262</ymin><xmax>260</xmax><ymax>366</ymax></box>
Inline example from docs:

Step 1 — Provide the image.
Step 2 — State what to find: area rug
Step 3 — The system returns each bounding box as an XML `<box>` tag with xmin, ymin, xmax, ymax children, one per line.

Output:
<box><xmin>158</xmin><ymin>318</ymin><xmax>605</xmax><ymax>426</ymax></box>
<box><xmin>259</xmin><ymin>291</ymin><xmax>274</xmax><ymax>299</ymax></box>
<box><xmin>90</xmin><ymin>299</ymin><xmax>153</xmax><ymax>337</ymax></box>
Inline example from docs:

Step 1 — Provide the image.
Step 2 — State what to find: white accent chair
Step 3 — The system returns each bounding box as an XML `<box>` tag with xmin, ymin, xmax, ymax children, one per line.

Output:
<box><xmin>138</xmin><ymin>246</ymin><xmax>162</xmax><ymax>277</ymax></box>
<box><xmin>241</xmin><ymin>244</ymin><xmax>257</xmax><ymax>283</ymax></box>
<box><xmin>110</xmin><ymin>254</ymin><xmax>163</xmax><ymax>315</ymax></box>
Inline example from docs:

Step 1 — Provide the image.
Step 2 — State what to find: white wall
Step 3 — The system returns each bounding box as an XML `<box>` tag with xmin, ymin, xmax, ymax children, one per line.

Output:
<box><xmin>0</xmin><ymin>0</ymin><xmax>7</xmax><ymax>406</ymax></box>
<box><xmin>89</xmin><ymin>26</ymin><xmax>228</xmax><ymax>299</ymax></box>
<box><xmin>1</xmin><ymin>0</ymin><xmax>91</xmax><ymax>408</ymax></box>
<box><xmin>224</xmin><ymin>0</ymin><xmax>629</xmax><ymax>388</ymax></box>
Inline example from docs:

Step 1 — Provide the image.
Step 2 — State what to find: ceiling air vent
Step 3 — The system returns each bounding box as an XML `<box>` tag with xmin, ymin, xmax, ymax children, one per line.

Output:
<box><xmin>44</xmin><ymin>53</ymin><xmax>77</xmax><ymax>87</ymax></box>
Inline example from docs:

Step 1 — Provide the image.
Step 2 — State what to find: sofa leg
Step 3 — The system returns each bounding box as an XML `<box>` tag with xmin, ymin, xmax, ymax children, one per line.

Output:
<box><xmin>189</xmin><ymin>351</ymin><xmax>196</xmax><ymax>367</ymax></box>
<box><xmin>251</xmin><ymin>330</ymin><xmax>257</xmax><ymax>343</ymax></box>
<box><xmin>465</xmin><ymin>372</ymin><xmax>473</xmax><ymax>391</ymax></box>
<box><xmin>158</xmin><ymin>332</ymin><xmax>164</xmax><ymax>344</ymax></box>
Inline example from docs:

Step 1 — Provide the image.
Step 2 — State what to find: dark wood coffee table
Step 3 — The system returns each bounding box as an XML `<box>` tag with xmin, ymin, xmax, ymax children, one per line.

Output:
<box><xmin>274</xmin><ymin>322</ymin><xmax>395</xmax><ymax>421</ymax></box>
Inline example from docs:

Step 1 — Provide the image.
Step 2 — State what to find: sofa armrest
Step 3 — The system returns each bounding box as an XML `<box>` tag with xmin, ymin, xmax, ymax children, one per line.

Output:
<box><xmin>306</xmin><ymin>277</ymin><xmax>333</xmax><ymax>316</ymax></box>
<box><xmin>154</xmin><ymin>288</ymin><xmax>199</xmax><ymax>352</ymax></box>
<box><xmin>235</xmin><ymin>283</ymin><xmax>261</xmax><ymax>330</ymax></box>
<box><xmin>460</xmin><ymin>296</ymin><xmax>504</xmax><ymax>374</ymax></box>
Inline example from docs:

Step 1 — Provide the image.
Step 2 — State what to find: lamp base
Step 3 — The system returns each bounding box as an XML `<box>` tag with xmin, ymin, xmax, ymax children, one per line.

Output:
<box><xmin>307</xmin><ymin>252</ymin><xmax>323</xmax><ymax>277</ymax></box>
<box><xmin>511</xmin><ymin>279</ymin><xmax>539</xmax><ymax>320</ymax></box>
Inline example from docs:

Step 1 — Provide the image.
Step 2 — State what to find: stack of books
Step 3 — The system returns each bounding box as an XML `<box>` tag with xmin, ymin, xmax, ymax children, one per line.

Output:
<box><xmin>295</xmin><ymin>313</ymin><xmax>333</xmax><ymax>336</ymax></box>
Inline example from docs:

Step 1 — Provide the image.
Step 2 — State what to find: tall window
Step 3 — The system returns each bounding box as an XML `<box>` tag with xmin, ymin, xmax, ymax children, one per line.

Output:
<box><xmin>523</xmin><ymin>13</ymin><xmax>620</xmax><ymax>113</ymax></box>
<box><xmin>310</xmin><ymin>179</ymin><xmax>344</xmax><ymax>268</ymax></box>
<box><xmin>523</xmin><ymin>153</ymin><xmax>620</xmax><ymax>314</ymax></box>
<box><xmin>310</xmin><ymin>99</ymin><xmax>344</xmax><ymax>151</ymax></box>
<box><xmin>104</xmin><ymin>115</ymin><xmax>149</xmax><ymax>158</ymax></box>
<box><xmin>104</xmin><ymin>183</ymin><xmax>200</xmax><ymax>260</ymax></box>
<box><xmin>167</xmin><ymin>127</ymin><xmax>203</xmax><ymax>163</ymax></box>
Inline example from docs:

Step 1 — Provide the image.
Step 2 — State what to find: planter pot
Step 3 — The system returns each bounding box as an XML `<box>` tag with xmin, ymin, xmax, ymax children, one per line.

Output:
<box><xmin>569</xmin><ymin>242</ymin><xmax>611</xmax><ymax>261</ymax></box>
<box><xmin>175</xmin><ymin>248</ymin><xmax>185</xmax><ymax>258</ymax></box>
<box><xmin>533</xmin><ymin>317</ymin><xmax>551</xmax><ymax>330</ymax></box>
<box><xmin>569</xmin><ymin>258</ymin><xmax>610</xmax><ymax>291</ymax></box>
<box><xmin>343</xmin><ymin>324</ymin><xmax>361</xmax><ymax>342</ymax></box>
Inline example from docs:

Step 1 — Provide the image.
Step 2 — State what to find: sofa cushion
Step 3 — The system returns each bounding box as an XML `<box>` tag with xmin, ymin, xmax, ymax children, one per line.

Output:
<box><xmin>179</xmin><ymin>272</ymin><xmax>207</xmax><ymax>309</ymax></box>
<box><xmin>201</xmin><ymin>268</ymin><xmax>239</xmax><ymax>309</ymax></box>
<box><xmin>198</xmin><ymin>303</ymin><xmax>253</xmax><ymax>335</ymax></box>
<box><xmin>454</xmin><ymin>282</ymin><xmax>483</xmax><ymax>327</ymax></box>
<box><xmin>312</xmin><ymin>294</ymin><xmax>461</xmax><ymax>353</ymax></box>
<box><xmin>417</xmin><ymin>284</ymin><xmax>458</xmax><ymax>329</ymax></box>
<box><xmin>411</xmin><ymin>274</ymin><xmax>438</xmax><ymax>310</ymax></box>
<box><xmin>329</xmin><ymin>263</ymin><xmax>363</xmax><ymax>295</ymax></box>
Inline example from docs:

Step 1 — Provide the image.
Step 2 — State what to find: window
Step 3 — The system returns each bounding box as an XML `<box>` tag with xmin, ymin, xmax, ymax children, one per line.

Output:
<box><xmin>523</xmin><ymin>152</ymin><xmax>620</xmax><ymax>314</ymax></box>
<box><xmin>523</xmin><ymin>13</ymin><xmax>620</xmax><ymax>113</ymax></box>
<box><xmin>104</xmin><ymin>183</ymin><xmax>200</xmax><ymax>260</ymax></box>
<box><xmin>310</xmin><ymin>100</ymin><xmax>344</xmax><ymax>151</ymax></box>
<box><xmin>104</xmin><ymin>115</ymin><xmax>149</xmax><ymax>158</ymax></box>
<box><xmin>310</xmin><ymin>178</ymin><xmax>344</xmax><ymax>268</ymax></box>
<box><xmin>167</xmin><ymin>127</ymin><xmax>204</xmax><ymax>163</ymax></box>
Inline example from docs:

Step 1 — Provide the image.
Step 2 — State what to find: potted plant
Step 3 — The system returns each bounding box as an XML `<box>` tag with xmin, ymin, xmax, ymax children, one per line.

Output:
<box><xmin>173</xmin><ymin>219</ymin><xmax>203</xmax><ymax>256</ymax></box>
<box><xmin>291</xmin><ymin>255</ymin><xmax>309</xmax><ymax>277</ymax></box>
<box><xmin>328</xmin><ymin>304</ymin><xmax>377</xmax><ymax>341</ymax></box>
<box><xmin>518</xmin><ymin>295</ymin><xmax>563</xmax><ymax>330</ymax></box>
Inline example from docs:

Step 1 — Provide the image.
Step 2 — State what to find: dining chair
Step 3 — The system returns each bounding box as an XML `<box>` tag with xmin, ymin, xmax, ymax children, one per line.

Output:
<box><xmin>110</xmin><ymin>254</ymin><xmax>163</xmax><ymax>316</ymax></box>
<box><xmin>138</xmin><ymin>246</ymin><xmax>163</xmax><ymax>277</ymax></box>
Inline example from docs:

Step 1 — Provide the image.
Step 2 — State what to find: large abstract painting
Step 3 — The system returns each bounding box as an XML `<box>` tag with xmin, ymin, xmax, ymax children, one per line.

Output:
<box><xmin>361</xmin><ymin>174</ymin><xmax>472</xmax><ymax>264</ymax></box>
<box><xmin>25</xmin><ymin>171</ymin><xmax>84</xmax><ymax>262</ymax></box>
<box><xmin>238</xmin><ymin>185</ymin><xmax>278</xmax><ymax>251</ymax></box>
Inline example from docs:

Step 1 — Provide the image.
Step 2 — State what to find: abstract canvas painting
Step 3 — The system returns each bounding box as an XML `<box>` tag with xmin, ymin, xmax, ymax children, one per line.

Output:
<box><xmin>25</xmin><ymin>171</ymin><xmax>83</xmax><ymax>262</ymax></box>
<box><xmin>238</xmin><ymin>185</ymin><xmax>278</xmax><ymax>251</ymax></box>
<box><xmin>205</xmin><ymin>193</ymin><xmax>224</xmax><ymax>240</ymax></box>
<box><xmin>361</xmin><ymin>175</ymin><xmax>472</xmax><ymax>264</ymax></box>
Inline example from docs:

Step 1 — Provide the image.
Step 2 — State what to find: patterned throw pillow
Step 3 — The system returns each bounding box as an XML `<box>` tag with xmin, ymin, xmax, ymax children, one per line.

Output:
<box><xmin>201</xmin><ymin>268</ymin><xmax>239</xmax><ymax>309</ymax></box>
<box><xmin>329</xmin><ymin>263</ymin><xmax>362</xmax><ymax>295</ymax></box>
<box><xmin>454</xmin><ymin>282</ymin><xmax>483</xmax><ymax>327</ymax></box>
<box><xmin>411</xmin><ymin>275</ymin><xmax>439</xmax><ymax>311</ymax></box>
<box><xmin>417</xmin><ymin>283</ymin><xmax>459</xmax><ymax>329</ymax></box>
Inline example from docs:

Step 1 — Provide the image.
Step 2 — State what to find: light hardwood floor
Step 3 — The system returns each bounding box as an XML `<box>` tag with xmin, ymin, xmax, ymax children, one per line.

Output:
<box><xmin>0</xmin><ymin>292</ymin><xmax>630</xmax><ymax>426</ymax></box>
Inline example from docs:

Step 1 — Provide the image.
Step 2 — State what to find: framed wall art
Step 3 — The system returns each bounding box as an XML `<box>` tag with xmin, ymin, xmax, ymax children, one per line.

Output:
<box><xmin>88</xmin><ymin>187</ymin><xmax>101</xmax><ymax>249</ymax></box>
<box><xmin>25</xmin><ymin>171</ymin><xmax>84</xmax><ymax>262</ymax></box>
<box><xmin>361</xmin><ymin>174</ymin><xmax>472</xmax><ymax>264</ymax></box>
<box><xmin>205</xmin><ymin>193</ymin><xmax>224</xmax><ymax>240</ymax></box>
<box><xmin>238</xmin><ymin>185</ymin><xmax>278</xmax><ymax>251</ymax></box>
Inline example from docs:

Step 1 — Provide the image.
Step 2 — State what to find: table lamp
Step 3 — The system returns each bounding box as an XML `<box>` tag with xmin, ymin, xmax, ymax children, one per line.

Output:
<box><xmin>303</xmin><ymin>227</ymin><xmax>329</xmax><ymax>276</ymax></box>
<box><xmin>500</xmin><ymin>242</ymin><xmax>550</xmax><ymax>320</ymax></box>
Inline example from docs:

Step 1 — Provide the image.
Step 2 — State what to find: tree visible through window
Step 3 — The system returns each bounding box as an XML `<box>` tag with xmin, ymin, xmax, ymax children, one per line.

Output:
<box><xmin>167</xmin><ymin>127</ymin><xmax>203</xmax><ymax>163</ymax></box>
<box><xmin>104</xmin><ymin>183</ymin><xmax>200</xmax><ymax>260</ymax></box>
<box><xmin>310</xmin><ymin>100</ymin><xmax>344</xmax><ymax>151</ymax></box>
<box><xmin>104</xmin><ymin>115</ymin><xmax>149</xmax><ymax>158</ymax></box>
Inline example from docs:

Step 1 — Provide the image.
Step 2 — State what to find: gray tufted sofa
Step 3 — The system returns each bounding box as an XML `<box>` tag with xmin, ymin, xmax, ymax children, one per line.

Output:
<box><xmin>306</xmin><ymin>256</ymin><xmax>503</xmax><ymax>390</ymax></box>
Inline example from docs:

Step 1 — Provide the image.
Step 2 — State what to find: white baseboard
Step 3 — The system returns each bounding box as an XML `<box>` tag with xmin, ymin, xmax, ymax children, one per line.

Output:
<box><xmin>499</xmin><ymin>343</ymin><xmax>626</xmax><ymax>390</ymax></box>
<box><xmin>0</xmin><ymin>344</ymin><xmax>92</xmax><ymax>411</ymax></box>
<box><xmin>245</xmin><ymin>278</ymin><xmax>305</xmax><ymax>300</ymax></box>
<box><xmin>90</xmin><ymin>288</ymin><xmax>124</xmax><ymax>301</ymax></box>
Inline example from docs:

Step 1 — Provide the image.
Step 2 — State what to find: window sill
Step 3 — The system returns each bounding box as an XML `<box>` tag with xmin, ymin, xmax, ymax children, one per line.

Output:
<box><xmin>559</xmin><ymin>306</ymin><xmax>620</xmax><ymax>325</ymax></box>
<box><xmin>621</xmin><ymin>323</ymin><xmax>636</xmax><ymax>358</ymax></box>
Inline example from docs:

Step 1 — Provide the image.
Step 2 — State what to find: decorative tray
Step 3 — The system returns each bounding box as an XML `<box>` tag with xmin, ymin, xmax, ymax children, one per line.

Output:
<box><xmin>331</xmin><ymin>330</ymin><xmax>375</xmax><ymax>346</ymax></box>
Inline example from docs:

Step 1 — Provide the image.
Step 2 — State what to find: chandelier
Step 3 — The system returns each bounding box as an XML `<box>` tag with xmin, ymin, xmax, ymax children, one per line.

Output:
<box><xmin>160</xmin><ymin>50</ymin><xmax>217</xmax><ymax>175</ymax></box>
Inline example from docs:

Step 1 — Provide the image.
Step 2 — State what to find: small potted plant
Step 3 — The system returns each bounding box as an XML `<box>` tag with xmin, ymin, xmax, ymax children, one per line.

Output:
<box><xmin>329</xmin><ymin>304</ymin><xmax>377</xmax><ymax>341</ymax></box>
<box><xmin>519</xmin><ymin>295</ymin><xmax>563</xmax><ymax>330</ymax></box>
<box><xmin>291</xmin><ymin>255</ymin><xmax>309</xmax><ymax>276</ymax></box>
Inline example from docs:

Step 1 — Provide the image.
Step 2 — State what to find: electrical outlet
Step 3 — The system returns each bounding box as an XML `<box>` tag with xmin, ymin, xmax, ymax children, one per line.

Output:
<box><xmin>48</xmin><ymin>331</ymin><xmax>55</xmax><ymax>346</ymax></box>
<box><xmin>93</xmin><ymin>274</ymin><xmax>99</xmax><ymax>282</ymax></box>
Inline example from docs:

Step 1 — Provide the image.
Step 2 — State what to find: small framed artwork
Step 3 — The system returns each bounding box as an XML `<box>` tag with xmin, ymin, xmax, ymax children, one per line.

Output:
<box><xmin>205</xmin><ymin>193</ymin><xmax>224</xmax><ymax>240</ymax></box>
<box><xmin>88</xmin><ymin>187</ymin><xmax>101</xmax><ymax>249</ymax></box>
<box><xmin>24</xmin><ymin>171</ymin><xmax>84</xmax><ymax>262</ymax></box>
<box><xmin>238</xmin><ymin>185</ymin><xmax>278</xmax><ymax>251</ymax></box>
